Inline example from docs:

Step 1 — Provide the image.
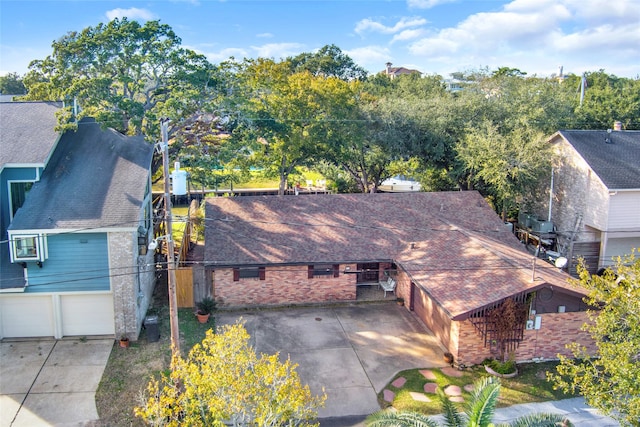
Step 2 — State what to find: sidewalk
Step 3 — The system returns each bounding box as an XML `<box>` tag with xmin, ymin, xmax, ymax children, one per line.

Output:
<box><xmin>319</xmin><ymin>397</ymin><xmax>620</xmax><ymax>426</ymax></box>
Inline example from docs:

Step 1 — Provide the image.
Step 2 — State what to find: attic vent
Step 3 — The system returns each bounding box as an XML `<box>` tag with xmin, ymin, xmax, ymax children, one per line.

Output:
<box><xmin>605</xmin><ymin>129</ymin><xmax>613</xmax><ymax>144</ymax></box>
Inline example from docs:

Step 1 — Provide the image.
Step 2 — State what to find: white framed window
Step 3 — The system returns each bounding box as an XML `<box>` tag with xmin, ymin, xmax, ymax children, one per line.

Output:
<box><xmin>9</xmin><ymin>233</ymin><xmax>47</xmax><ymax>263</ymax></box>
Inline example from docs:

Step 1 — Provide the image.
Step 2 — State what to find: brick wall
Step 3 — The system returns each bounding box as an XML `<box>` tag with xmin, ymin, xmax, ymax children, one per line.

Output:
<box><xmin>109</xmin><ymin>231</ymin><xmax>138</xmax><ymax>340</ymax></box>
<box><xmin>515</xmin><ymin>312</ymin><xmax>596</xmax><ymax>360</ymax></box>
<box><xmin>397</xmin><ymin>273</ymin><xmax>457</xmax><ymax>357</ymax></box>
<box><xmin>398</xmin><ymin>272</ymin><xmax>596</xmax><ymax>367</ymax></box>
<box><xmin>455</xmin><ymin>311</ymin><xmax>595</xmax><ymax>366</ymax></box>
<box><xmin>214</xmin><ymin>264</ymin><xmax>356</xmax><ymax>307</ymax></box>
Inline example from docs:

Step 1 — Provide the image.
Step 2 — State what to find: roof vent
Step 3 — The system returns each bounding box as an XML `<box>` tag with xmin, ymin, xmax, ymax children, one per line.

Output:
<box><xmin>605</xmin><ymin>129</ymin><xmax>613</xmax><ymax>144</ymax></box>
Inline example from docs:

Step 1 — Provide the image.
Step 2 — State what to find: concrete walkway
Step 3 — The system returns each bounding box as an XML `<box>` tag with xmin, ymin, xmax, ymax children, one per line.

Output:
<box><xmin>0</xmin><ymin>338</ymin><xmax>113</xmax><ymax>426</ymax></box>
<box><xmin>216</xmin><ymin>303</ymin><xmax>450</xmax><ymax>419</ymax></box>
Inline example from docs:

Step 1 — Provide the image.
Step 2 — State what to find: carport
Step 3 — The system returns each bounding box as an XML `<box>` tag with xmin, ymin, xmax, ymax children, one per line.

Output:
<box><xmin>215</xmin><ymin>302</ymin><xmax>448</xmax><ymax>419</ymax></box>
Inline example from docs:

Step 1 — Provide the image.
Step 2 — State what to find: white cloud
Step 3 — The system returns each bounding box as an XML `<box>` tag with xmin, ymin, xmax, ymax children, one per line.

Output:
<box><xmin>344</xmin><ymin>46</ymin><xmax>392</xmax><ymax>72</ymax></box>
<box><xmin>106</xmin><ymin>8</ymin><xmax>157</xmax><ymax>21</ymax></box>
<box><xmin>404</xmin><ymin>0</ymin><xmax>640</xmax><ymax>77</ymax></box>
<box><xmin>554</xmin><ymin>23</ymin><xmax>640</xmax><ymax>54</ymax></box>
<box><xmin>199</xmin><ymin>47</ymin><xmax>249</xmax><ymax>63</ymax></box>
<box><xmin>407</xmin><ymin>0</ymin><xmax>456</xmax><ymax>9</ymax></box>
<box><xmin>355</xmin><ymin>16</ymin><xmax>427</xmax><ymax>36</ymax></box>
<box><xmin>391</xmin><ymin>28</ymin><xmax>427</xmax><ymax>43</ymax></box>
<box><xmin>250</xmin><ymin>43</ymin><xmax>306</xmax><ymax>59</ymax></box>
<box><xmin>257</xmin><ymin>33</ymin><xmax>274</xmax><ymax>38</ymax></box>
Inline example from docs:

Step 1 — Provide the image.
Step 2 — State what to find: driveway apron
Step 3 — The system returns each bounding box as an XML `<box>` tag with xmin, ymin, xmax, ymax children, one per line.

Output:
<box><xmin>0</xmin><ymin>338</ymin><xmax>113</xmax><ymax>426</ymax></box>
<box><xmin>215</xmin><ymin>303</ymin><xmax>448</xmax><ymax>418</ymax></box>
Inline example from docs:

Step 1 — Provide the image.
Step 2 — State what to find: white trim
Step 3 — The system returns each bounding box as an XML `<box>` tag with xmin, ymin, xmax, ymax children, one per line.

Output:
<box><xmin>7</xmin><ymin>233</ymin><xmax>47</xmax><ymax>263</ymax></box>
<box><xmin>8</xmin><ymin>227</ymin><xmax>139</xmax><ymax>235</ymax></box>
<box><xmin>6</xmin><ymin>177</ymin><xmax>39</xmax><ymax>222</ymax></box>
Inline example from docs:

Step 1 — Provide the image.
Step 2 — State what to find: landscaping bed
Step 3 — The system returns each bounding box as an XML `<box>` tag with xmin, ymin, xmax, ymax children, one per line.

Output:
<box><xmin>379</xmin><ymin>361</ymin><xmax>577</xmax><ymax>415</ymax></box>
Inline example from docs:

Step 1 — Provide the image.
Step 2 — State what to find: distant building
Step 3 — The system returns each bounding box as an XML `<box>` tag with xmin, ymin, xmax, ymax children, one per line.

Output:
<box><xmin>382</xmin><ymin>62</ymin><xmax>421</xmax><ymax>79</ymax></box>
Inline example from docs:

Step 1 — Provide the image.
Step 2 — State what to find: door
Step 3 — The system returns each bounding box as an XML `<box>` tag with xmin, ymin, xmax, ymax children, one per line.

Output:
<box><xmin>356</xmin><ymin>263</ymin><xmax>379</xmax><ymax>283</ymax></box>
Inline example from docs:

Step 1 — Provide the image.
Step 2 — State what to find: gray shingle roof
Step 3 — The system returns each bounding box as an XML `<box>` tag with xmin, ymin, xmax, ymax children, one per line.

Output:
<box><xmin>204</xmin><ymin>191</ymin><xmax>586</xmax><ymax>318</ymax></box>
<box><xmin>554</xmin><ymin>130</ymin><xmax>640</xmax><ymax>190</ymax></box>
<box><xmin>0</xmin><ymin>101</ymin><xmax>62</xmax><ymax>168</ymax></box>
<box><xmin>9</xmin><ymin>117</ymin><xmax>153</xmax><ymax>231</ymax></box>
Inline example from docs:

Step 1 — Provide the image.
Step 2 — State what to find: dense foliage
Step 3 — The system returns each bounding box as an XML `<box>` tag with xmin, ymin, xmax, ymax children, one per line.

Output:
<box><xmin>550</xmin><ymin>250</ymin><xmax>640</xmax><ymax>426</ymax></box>
<box><xmin>135</xmin><ymin>321</ymin><xmax>325</xmax><ymax>426</ymax></box>
<box><xmin>14</xmin><ymin>18</ymin><xmax>640</xmax><ymax>213</ymax></box>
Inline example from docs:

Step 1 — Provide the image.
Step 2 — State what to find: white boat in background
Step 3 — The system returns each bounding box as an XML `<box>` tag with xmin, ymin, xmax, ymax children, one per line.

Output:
<box><xmin>378</xmin><ymin>176</ymin><xmax>422</xmax><ymax>193</ymax></box>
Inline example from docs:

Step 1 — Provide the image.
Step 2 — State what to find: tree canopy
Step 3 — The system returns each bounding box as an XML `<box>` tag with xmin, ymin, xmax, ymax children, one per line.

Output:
<box><xmin>23</xmin><ymin>18</ymin><xmax>212</xmax><ymax>136</ymax></box>
<box><xmin>549</xmin><ymin>250</ymin><xmax>640</xmax><ymax>426</ymax></box>
<box><xmin>15</xmin><ymin>17</ymin><xmax>640</xmax><ymax>216</ymax></box>
<box><xmin>135</xmin><ymin>321</ymin><xmax>326</xmax><ymax>426</ymax></box>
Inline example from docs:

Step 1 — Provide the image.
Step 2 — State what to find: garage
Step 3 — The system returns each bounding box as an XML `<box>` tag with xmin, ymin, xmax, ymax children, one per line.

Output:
<box><xmin>0</xmin><ymin>292</ymin><xmax>115</xmax><ymax>339</ymax></box>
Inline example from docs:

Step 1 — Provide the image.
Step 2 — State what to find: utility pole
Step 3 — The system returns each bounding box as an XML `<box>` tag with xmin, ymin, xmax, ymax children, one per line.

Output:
<box><xmin>161</xmin><ymin>118</ymin><xmax>181</xmax><ymax>357</ymax></box>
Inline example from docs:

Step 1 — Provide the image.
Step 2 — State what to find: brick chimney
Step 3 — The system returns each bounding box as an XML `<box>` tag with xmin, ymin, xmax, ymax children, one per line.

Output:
<box><xmin>613</xmin><ymin>121</ymin><xmax>622</xmax><ymax>131</ymax></box>
<box><xmin>386</xmin><ymin>62</ymin><xmax>392</xmax><ymax>76</ymax></box>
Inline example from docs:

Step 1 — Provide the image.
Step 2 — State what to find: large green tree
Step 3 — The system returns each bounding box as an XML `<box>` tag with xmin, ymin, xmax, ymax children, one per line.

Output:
<box><xmin>233</xmin><ymin>58</ymin><xmax>360</xmax><ymax>194</ymax></box>
<box><xmin>22</xmin><ymin>18</ymin><xmax>213</xmax><ymax>137</ymax></box>
<box><xmin>456</xmin><ymin>120</ymin><xmax>550</xmax><ymax>219</ymax></box>
<box><xmin>0</xmin><ymin>72</ymin><xmax>26</xmax><ymax>95</ymax></box>
<box><xmin>550</xmin><ymin>250</ymin><xmax>640</xmax><ymax>426</ymax></box>
<box><xmin>288</xmin><ymin>44</ymin><xmax>368</xmax><ymax>81</ymax></box>
<box><xmin>569</xmin><ymin>70</ymin><xmax>640</xmax><ymax>130</ymax></box>
<box><xmin>135</xmin><ymin>321</ymin><xmax>325</xmax><ymax>426</ymax></box>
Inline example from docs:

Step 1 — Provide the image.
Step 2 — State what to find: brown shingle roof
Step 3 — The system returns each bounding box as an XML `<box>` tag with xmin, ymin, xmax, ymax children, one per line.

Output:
<box><xmin>204</xmin><ymin>191</ymin><xmax>586</xmax><ymax>317</ymax></box>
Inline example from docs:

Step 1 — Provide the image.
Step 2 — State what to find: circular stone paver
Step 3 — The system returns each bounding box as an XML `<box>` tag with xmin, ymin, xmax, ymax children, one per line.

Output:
<box><xmin>441</xmin><ymin>366</ymin><xmax>464</xmax><ymax>378</ymax></box>
<box><xmin>444</xmin><ymin>385</ymin><xmax>462</xmax><ymax>396</ymax></box>
<box><xmin>383</xmin><ymin>389</ymin><xmax>395</xmax><ymax>402</ymax></box>
<box><xmin>391</xmin><ymin>377</ymin><xmax>407</xmax><ymax>388</ymax></box>
<box><xmin>419</xmin><ymin>369</ymin><xmax>437</xmax><ymax>380</ymax></box>
<box><xmin>450</xmin><ymin>396</ymin><xmax>465</xmax><ymax>403</ymax></box>
<box><xmin>463</xmin><ymin>384</ymin><xmax>475</xmax><ymax>392</ymax></box>
<box><xmin>423</xmin><ymin>382</ymin><xmax>438</xmax><ymax>393</ymax></box>
<box><xmin>410</xmin><ymin>392</ymin><xmax>431</xmax><ymax>402</ymax></box>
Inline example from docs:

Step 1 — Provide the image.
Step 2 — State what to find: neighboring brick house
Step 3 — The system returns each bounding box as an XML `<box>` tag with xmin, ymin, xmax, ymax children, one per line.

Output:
<box><xmin>204</xmin><ymin>191</ymin><xmax>595</xmax><ymax>365</ymax></box>
<box><xmin>382</xmin><ymin>62</ymin><xmax>421</xmax><ymax>79</ymax></box>
<box><xmin>535</xmin><ymin>127</ymin><xmax>640</xmax><ymax>274</ymax></box>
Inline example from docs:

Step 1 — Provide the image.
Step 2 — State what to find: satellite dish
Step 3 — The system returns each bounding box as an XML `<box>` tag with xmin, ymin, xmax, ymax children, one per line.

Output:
<box><xmin>555</xmin><ymin>257</ymin><xmax>568</xmax><ymax>269</ymax></box>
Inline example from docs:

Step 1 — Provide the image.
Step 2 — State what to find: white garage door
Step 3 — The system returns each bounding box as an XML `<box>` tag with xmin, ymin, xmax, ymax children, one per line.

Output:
<box><xmin>0</xmin><ymin>293</ymin><xmax>114</xmax><ymax>339</ymax></box>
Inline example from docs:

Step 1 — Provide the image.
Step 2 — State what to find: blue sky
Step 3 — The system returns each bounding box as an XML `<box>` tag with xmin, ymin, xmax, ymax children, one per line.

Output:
<box><xmin>1</xmin><ymin>0</ymin><xmax>639</xmax><ymax>79</ymax></box>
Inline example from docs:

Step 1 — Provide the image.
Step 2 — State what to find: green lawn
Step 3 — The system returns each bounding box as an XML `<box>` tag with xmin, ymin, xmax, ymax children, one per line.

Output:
<box><xmin>381</xmin><ymin>362</ymin><xmax>576</xmax><ymax>415</ymax></box>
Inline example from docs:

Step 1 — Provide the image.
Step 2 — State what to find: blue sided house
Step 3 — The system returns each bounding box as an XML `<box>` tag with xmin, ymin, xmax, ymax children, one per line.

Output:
<box><xmin>0</xmin><ymin>102</ymin><xmax>155</xmax><ymax>340</ymax></box>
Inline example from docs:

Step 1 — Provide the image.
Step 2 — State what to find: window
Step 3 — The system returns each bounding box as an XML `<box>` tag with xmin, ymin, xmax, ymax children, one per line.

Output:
<box><xmin>12</xmin><ymin>235</ymin><xmax>39</xmax><ymax>261</ymax></box>
<box><xmin>308</xmin><ymin>264</ymin><xmax>340</xmax><ymax>278</ymax></box>
<box><xmin>10</xmin><ymin>182</ymin><xmax>33</xmax><ymax>219</ymax></box>
<box><xmin>233</xmin><ymin>267</ymin><xmax>266</xmax><ymax>281</ymax></box>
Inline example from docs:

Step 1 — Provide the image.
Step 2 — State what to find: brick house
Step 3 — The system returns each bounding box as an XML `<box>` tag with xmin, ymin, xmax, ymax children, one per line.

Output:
<box><xmin>382</xmin><ymin>62</ymin><xmax>421</xmax><ymax>79</ymax></box>
<box><xmin>204</xmin><ymin>191</ymin><xmax>595</xmax><ymax>366</ymax></box>
<box><xmin>533</xmin><ymin>127</ymin><xmax>640</xmax><ymax>274</ymax></box>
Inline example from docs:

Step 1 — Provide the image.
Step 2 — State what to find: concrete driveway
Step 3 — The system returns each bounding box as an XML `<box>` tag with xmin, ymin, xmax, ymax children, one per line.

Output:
<box><xmin>0</xmin><ymin>338</ymin><xmax>113</xmax><ymax>426</ymax></box>
<box><xmin>215</xmin><ymin>302</ymin><xmax>449</xmax><ymax>419</ymax></box>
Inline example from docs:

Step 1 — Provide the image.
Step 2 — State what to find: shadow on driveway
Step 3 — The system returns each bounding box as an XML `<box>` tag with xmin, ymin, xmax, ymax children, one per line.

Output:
<box><xmin>0</xmin><ymin>338</ymin><xmax>113</xmax><ymax>426</ymax></box>
<box><xmin>215</xmin><ymin>302</ymin><xmax>448</xmax><ymax>419</ymax></box>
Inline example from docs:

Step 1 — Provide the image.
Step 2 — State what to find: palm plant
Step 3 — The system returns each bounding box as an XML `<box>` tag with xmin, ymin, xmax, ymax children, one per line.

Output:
<box><xmin>366</xmin><ymin>377</ymin><xmax>573</xmax><ymax>427</ymax></box>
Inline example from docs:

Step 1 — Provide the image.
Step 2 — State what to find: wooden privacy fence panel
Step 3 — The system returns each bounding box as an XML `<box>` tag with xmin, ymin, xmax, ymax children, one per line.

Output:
<box><xmin>175</xmin><ymin>268</ymin><xmax>194</xmax><ymax>308</ymax></box>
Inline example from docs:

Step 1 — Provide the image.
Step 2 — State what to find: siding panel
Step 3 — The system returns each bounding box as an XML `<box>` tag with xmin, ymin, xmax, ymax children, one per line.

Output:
<box><xmin>26</xmin><ymin>233</ymin><xmax>110</xmax><ymax>292</ymax></box>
